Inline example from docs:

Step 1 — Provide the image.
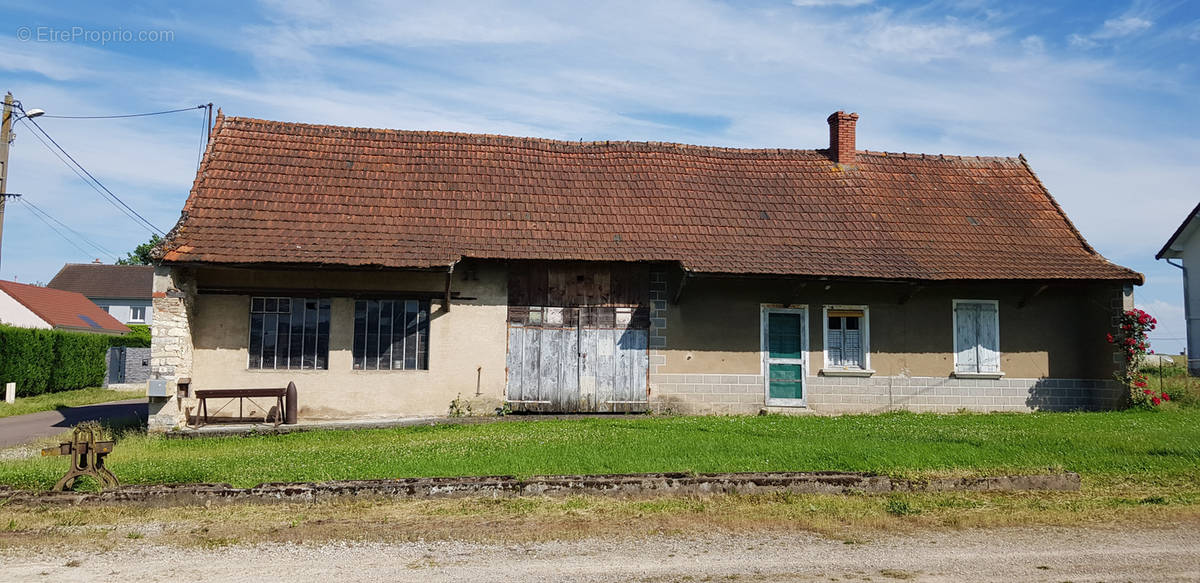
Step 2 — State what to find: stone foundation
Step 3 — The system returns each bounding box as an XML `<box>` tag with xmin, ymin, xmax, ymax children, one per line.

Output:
<box><xmin>650</xmin><ymin>373</ymin><xmax>1123</xmax><ymax>414</ymax></box>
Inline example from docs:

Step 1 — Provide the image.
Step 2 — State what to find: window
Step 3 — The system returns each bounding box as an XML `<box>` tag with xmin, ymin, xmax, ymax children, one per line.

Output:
<box><xmin>823</xmin><ymin>306</ymin><xmax>871</xmax><ymax>374</ymax></box>
<box><xmin>353</xmin><ymin>299</ymin><xmax>430</xmax><ymax>370</ymax></box>
<box><xmin>249</xmin><ymin>297</ymin><xmax>330</xmax><ymax>370</ymax></box>
<box><xmin>953</xmin><ymin>300</ymin><xmax>1001</xmax><ymax>377</ymax></box>
<box><xmin>97</xmin><ymin>305</ymin><xmax>111</xmax><ymax>314</ymax></box>
<box><xmin>129</xmin><ymin>306</ymin><xmax>146</xmax><ymax>323</ymax></box>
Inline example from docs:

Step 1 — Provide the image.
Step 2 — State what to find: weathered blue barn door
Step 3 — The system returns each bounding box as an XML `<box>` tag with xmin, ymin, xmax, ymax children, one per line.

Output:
<box><xmin>506</xmin><ymin>307</ymin><xmax>648</xmax><ymax>412</ymax></box>
<box><xmin>505</xmin><ymin>262</ymin><xmax>651</xmax><ymax>413</ymax></box>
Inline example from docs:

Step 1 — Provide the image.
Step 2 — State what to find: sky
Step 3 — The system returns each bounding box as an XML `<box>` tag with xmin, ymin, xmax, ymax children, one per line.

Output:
<box><xmin>0</xmin><ymin>0</ymin><xmax>1197</xmax><ymax>352</ymax></box>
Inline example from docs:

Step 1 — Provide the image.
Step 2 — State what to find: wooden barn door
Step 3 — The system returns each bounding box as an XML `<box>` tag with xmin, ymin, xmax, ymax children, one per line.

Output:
<box><xmin>506</xmin><ymin>263</ymin><xmax>650</xmax><ymax>413</ymax></box>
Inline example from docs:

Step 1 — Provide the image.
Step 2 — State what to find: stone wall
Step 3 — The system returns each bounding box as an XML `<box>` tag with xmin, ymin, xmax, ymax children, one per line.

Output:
<box><xmin>148</xmin><ymin>265</ymin><xmax>195</xmax><ymax>431</ymax></box>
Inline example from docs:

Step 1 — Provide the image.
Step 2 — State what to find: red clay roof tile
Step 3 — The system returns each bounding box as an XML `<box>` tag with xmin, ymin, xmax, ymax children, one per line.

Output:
<box><xmin>0</xmin><ymin>280</ymin><xmax>130</xmax><ymax>334</ymax></box>
<box><xmin>161</xmin><ymin>115</ymin><xmax>1141</xmax><ymax>283</ymax></box>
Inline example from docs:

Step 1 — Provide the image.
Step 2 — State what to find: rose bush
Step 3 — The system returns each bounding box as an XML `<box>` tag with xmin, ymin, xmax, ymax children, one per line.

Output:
<box><xmin>1106</xmin><ymin>308</ymin><xmax>1162</xmax><ymax>409</ymax></box>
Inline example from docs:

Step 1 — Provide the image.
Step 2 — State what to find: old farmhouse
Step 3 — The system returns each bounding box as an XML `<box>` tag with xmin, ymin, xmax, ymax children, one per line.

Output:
<box><xmin>145</xmin><ymin>111</ymin><xmax>1141</xmax><ymax>430</ymax></box>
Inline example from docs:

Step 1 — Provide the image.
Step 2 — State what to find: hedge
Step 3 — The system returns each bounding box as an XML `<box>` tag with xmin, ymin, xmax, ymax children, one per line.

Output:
<box><xmin>0</xmin><ymin>325</ymin><xmax>114</xmax><ymax>396</ymax></box>
<box><xmin>109</xmin><ymin>324</ymin><xmax>151</xmax><ymax>348</ymax></box>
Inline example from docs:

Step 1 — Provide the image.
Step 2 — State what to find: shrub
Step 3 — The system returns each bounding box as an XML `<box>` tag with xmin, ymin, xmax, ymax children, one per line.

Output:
<box><xmin>0</xmin><ymin>325</ymin><xmax>112</xmax><ymax>396</ymax></box>
<box><xmin>110</xmin><ymin>324</ymin><xmax>151</xmax><ymax>348</ymax></box>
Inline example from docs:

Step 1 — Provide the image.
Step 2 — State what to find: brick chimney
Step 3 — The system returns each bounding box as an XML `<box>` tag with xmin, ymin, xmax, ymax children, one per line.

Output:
<box><xmin>827</xmin><ymin>111</ymin><xmax>859</xmax><ymax>165</ymax></box>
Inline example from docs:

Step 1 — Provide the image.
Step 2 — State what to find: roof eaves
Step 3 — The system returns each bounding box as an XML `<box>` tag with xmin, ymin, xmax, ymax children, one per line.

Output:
<box><xmin>1155</xmin><ymin>202</ymin><xmax>1200</xmax><ymax>260</ymax></box>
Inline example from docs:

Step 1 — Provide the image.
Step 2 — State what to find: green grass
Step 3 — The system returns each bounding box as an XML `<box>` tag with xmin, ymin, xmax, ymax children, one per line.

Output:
<box><xmin>0</xmin><ymin>387</ymin><xmax>143</xmax><ymax>419</ymax></box>
<box><xmin>1</xmin><ymin>409</ymin><xmax>1198</xmax><ymax>490</ymax></box>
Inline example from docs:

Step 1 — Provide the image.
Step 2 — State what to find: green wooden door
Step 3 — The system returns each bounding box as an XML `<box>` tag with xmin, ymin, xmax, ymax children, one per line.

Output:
<box><xmin>764</xmin><ymin>309</ymin><xmax>806</xmax><ymax>406</ymax></box>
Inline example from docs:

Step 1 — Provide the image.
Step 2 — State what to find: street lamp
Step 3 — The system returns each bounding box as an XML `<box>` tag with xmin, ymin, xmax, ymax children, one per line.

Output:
<box><xmin>0</xmin><ymin>93</ymin><xmax>44</xmax><ymax>273</ymax></box>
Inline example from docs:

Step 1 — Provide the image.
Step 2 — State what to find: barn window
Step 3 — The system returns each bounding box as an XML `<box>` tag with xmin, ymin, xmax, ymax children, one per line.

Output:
<box><xmin>353</xmin><ymin>299</ymin><xmax>430</xmax><ymax>370</ymax></box>
<box><xmin>249</xmin><ymin>297</ymin><xmax>330</xmax><ymax>370</ymax></box>
<box><xmin>952</xmin><ymin>300</ymin><xmax>1002</xmax><ymax>377</ymax></box>
<box><xmin>822</xmin><ymin>306</ymin><xmax>872</xmax><ymax>375</ymax></box>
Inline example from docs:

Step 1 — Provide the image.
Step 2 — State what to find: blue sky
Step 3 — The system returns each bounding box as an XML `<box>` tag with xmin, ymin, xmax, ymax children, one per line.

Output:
<box><xmin>0</xmin><ymin>0</ymin><xmax>1197</xmax><ymax>351</ymax></box>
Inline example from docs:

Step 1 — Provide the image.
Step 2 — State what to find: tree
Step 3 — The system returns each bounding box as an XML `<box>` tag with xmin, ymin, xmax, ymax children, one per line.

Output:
<box><xmin>116</xmin><ymin>234</ymin><xmax>162</xmax><ymax>265</ymax></box>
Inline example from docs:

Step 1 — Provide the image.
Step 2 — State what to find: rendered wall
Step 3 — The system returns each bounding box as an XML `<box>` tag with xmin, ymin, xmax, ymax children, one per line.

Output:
<box><xmin>649</xmin><ymin>276</ymin><xmax>1130</xmax><ymax>414</ymax></box>
<box><xmin>185</xmin><ymin>263</ymin><xmax>508</xmax><ymax>421</ymax></box>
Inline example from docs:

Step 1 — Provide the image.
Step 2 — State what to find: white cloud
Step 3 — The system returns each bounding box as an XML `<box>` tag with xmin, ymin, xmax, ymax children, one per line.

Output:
<box><xmin>1020</xmin><ymin>35</ymin><xmax>1045</xmax><ymax>54</ymax></box>
<box><xmin>792</xmin><ymin>0</ymin><xmax>873</xmax><ymax>7</ymax></box>
<box><xmin>1069</xmin><ymin>10</ymin><xmax>1154</xmax><ymax>49</ymax></box>
<box><xmin>1095</xmin><ymin>15</ymin><xmax>1153</xmax><ymax>39</ymax></box>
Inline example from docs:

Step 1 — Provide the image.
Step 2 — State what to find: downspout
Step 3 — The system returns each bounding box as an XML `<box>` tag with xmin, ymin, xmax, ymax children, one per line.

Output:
<box><xmin>1165</xmin><ymin>258</ymin><xmax>1197</xmax><ymax>374</ymax></box>
<box><xmin>443</xmin><ymin>259</ymin><xmax>459</xmax><ymax>313</ymax></box>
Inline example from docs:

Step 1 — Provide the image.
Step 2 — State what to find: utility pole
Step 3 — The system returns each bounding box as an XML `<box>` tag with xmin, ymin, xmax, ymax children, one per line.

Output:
<box><xmin>0</xmin><ymin>92</ymin><xmax>13</xmax><ymax>273</ymax></box>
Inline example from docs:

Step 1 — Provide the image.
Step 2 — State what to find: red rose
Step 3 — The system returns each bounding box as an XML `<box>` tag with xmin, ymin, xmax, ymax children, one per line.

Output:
<box><xmin>1152</xmin><ymin>397</ymin><xmax>1161</xmax><ymax>405</ymax></box>
<box><xmin>1162</xmin><ymin>393</ymin><xmax>1170</xmax><ymax>401</ymax></box>
<box><xmin>1106</xmin><ymin>333</ymin><xmax>1114</xmax><ymax>343</ymax></box>
<box><xmin>1142</xmin><ymin>388</ymin><xmax>1152</xmax><ymax>393</ymax></box>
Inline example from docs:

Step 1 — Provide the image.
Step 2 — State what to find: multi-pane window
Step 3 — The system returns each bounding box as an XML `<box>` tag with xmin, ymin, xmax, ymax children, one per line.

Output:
<box><xmin>249</xmin><ymin>297</ymin><xmax>331</xmax><ymax>370</ymax></box>
<box><xmin>825</xmin><ymin>307</ymin><xmax>867</xmax><ymax>370</ymax></box>
<box><xmin>129</xmin><ymin>306</ymin><xmax>146</xmax><ymax>323</ymax></box>
<box><xmin>353</xmin><ymin>299</ymin><xmax>430</xmax><ymax>370</ymax></box>
<box><xmin>953</xmin><ymin>300</ymin><xmax>1000</xmax><ymax>374</ymax></box>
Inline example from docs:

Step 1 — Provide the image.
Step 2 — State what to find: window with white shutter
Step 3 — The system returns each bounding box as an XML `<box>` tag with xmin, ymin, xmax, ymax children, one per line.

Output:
<box><xmin>822</xmin><ymin>306</ymin><xmax>872</xmax><ymax>375</ymax></box>
<box><xmin>952</xmin><ymin>300</ymin><xmax>1001</xmax><ymax>377</ymax></box>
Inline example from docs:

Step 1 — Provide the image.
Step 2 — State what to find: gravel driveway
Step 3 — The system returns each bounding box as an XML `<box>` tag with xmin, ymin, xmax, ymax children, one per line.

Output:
<box><xmin>3</xmin><ymin>523</ymin><xmax>1196</xmax><ymax>582</ymax></box>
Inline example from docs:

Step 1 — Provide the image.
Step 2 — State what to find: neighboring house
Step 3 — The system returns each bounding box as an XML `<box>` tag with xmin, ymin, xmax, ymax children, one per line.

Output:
<box><xmin>47</xmin><ymin>263</ymin><xmax>154</xmax><ymax>326</ymax></box>
<box><xmin>0</xmin><ymin>279</ymin><xmax>129</xmax><ymax>335</ymax></box>
<box><xmin>145</xmin><ymin>110</ymin><xmax>1141</xmax><ymax>430</ymax></box>
<box><xmin>1156</xmin><ymin>202</ymin><xmax>1200</xmax><ymax>376</ymax></box>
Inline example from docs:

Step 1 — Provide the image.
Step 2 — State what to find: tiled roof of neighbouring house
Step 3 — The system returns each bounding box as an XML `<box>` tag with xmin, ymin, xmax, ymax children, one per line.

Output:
<box><xmin>0</xmin><ymin>280</ymin><xmax>130</xmax><ymax>334</ymax></box>
<box><xmin>47</xmin><ymin>263</ymin><xmax>154</xmax><ymax>299</ymax></box>
<box><xmin>160</xmin><ymin>113</ymin><xmax>1142</xmax><ymax>283</ymax></box>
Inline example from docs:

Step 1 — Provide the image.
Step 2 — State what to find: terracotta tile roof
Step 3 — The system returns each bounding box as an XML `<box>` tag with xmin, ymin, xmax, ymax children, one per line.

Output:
<box><xmin>0</xmin><ymin>280</ymin><xmax>130</xmax><ymax>334</ymax></box>
<box><xmin>161</xmin><ymin>114</ymin><xmax>1141</xmax><ymax>283</ymax></box>
<box><xmin>47</xmin><ymin>264</ymin><xmax>154</xmax><ymax>299</ymax></box>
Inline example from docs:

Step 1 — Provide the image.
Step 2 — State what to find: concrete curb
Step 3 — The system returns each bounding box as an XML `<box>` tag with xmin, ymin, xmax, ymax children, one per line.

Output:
<box><xmin>0</xmin><ymin>471</ymin><xmax>1080</xmax><ymax>506</ymax></box>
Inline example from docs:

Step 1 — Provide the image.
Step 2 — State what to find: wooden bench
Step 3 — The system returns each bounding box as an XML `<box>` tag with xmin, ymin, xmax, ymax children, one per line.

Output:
<box><xmin>194</xmin><ymin>387</ymin><xmax>287</xmax><ymax>427</ymax></box>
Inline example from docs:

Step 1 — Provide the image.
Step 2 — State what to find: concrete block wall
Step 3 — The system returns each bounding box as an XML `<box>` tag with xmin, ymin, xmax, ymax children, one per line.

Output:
<box><xmin>649</xmin><ymin>373</ymin><xmax>1123</xmax><ymax>415</ymax></box>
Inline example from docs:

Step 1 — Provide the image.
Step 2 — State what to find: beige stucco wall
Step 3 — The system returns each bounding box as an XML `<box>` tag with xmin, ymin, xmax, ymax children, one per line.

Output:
<box><xmin>659</xmin><ymin>277</ymin><xmax>1120</xmax><ymax>380</ymax></box>
<box><xmin>187</xmin><ymin>263</ymin><xmax>508</xmax><ymax>420</ymax></box>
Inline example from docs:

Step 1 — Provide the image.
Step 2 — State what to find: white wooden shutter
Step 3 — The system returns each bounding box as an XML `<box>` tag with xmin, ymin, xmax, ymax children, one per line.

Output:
<box><xmin>977</xmin><ymin>303</ymin><xmax>1000</xmax><ymax>372</ymax></box>
<box><xmin>828</xmin><ymin>325</ymin><xmax>843</xmax><ymax>366</ymax></box>
<box><xmin>843</xmin><ymin>327</ymin><xmax>862</xmax><ymax>369</ymax></box>
<box><xmin>954</xmin><ymin>303</ymin><xmax>979</xmax><ymax>373</ymax></box>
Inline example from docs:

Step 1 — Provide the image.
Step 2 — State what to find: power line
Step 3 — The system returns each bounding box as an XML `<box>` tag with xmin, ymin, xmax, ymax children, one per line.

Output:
<box><xmin>18</xmin><ymin>197</ymin><xmax>119</xmax><ymax>261</ymax></box>
<box><xmin>40</xmin><ymin>105</ymin><xmax>207</xmax><ymax>120</ymax></box>
<box><xmin>17</xmin><ymin>116</ymin><xmax>165</xmax><ymax>236</ymax></box>
<box><xmin>16</xmin><ymin>198</ymin><xmax>102</xmax><ymax>259</ymax></box>
<box><xmin>19</xmin><ymin>116</ymin><xmax>165</xmax><ymax>235</ymax></box>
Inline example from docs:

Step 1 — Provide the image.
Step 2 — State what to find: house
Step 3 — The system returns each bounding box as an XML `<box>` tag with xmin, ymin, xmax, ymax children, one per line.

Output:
<box><xmin>145</xmin><ymin>110</ymin><xmax>1141</xmax><ymax>430</ymax></box>
<box><xmin>47</xmin><ymin>263</ymin><xmax>154</xmax><ymax>326</ymax></box>
<box><xmin>1156</xmin><ymin>202</ymin><xmax>1200</xmax><ymax>376</ymax></box>
<box><xmin>0</xmin><ymin>279</ymin><xmax>129</xmax><ymax>335</ymax></box>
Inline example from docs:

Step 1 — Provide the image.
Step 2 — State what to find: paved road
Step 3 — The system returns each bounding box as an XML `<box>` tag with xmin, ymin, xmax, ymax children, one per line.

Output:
<box><xmin>0</xmin><ymin>399</ymin><xmax>146</xmax><ymax>448</ymax></box>
<box><xmin>2</xmin><ymin>523</ymin><xmax>1196</xmax><ymax>582</ymax></box>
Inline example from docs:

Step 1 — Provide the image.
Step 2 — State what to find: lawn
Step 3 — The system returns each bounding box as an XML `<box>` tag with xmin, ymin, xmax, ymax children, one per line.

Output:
<box><xmin>0</xmin><ymin>387</ymin><xmax>144</xmax><ymax>419</ymax></box>
<box><xmin>1</xmin><ymin>409</ymin><xmax>1197</xmax><ymax>490</ymax></box>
